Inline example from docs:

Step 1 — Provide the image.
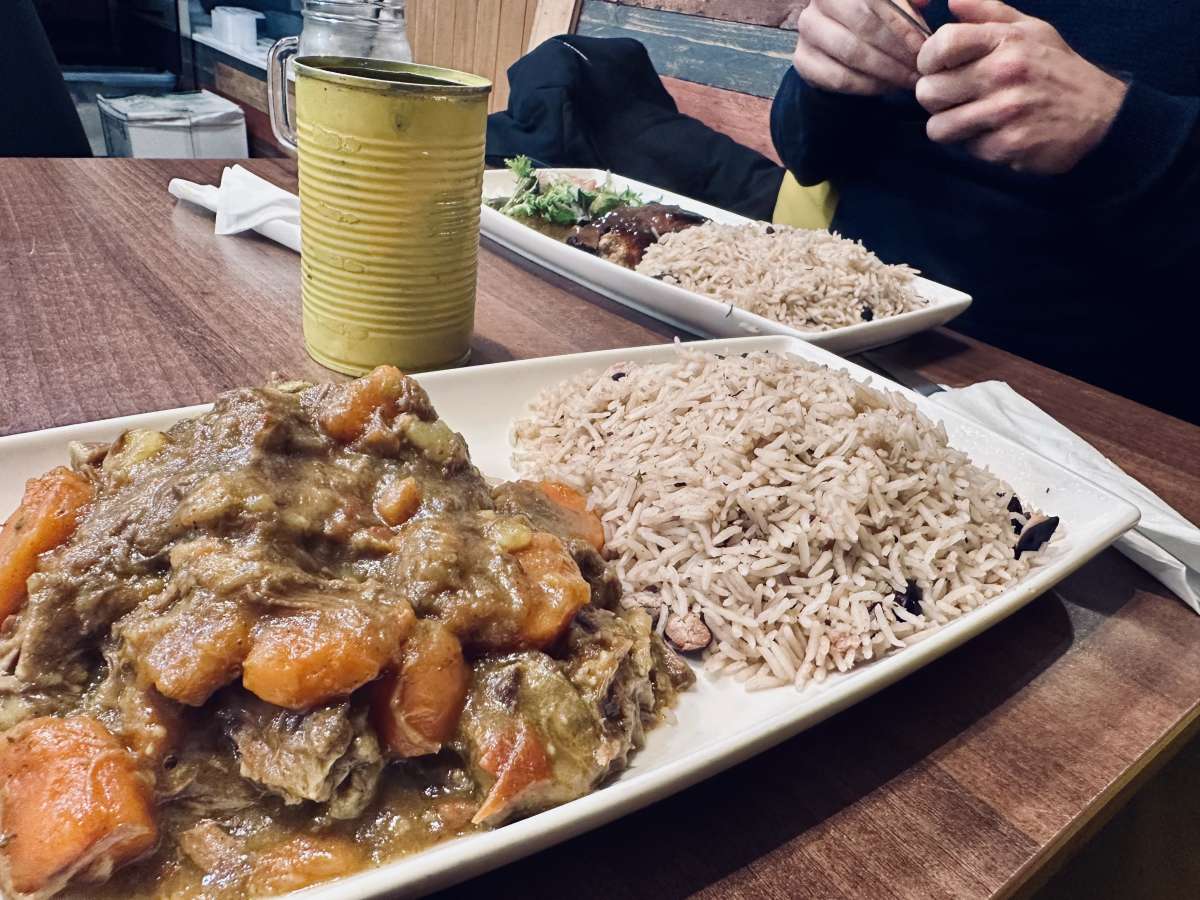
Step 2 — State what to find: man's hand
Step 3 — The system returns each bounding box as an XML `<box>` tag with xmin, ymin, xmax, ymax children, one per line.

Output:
<box><xmin>792</xmin><ymin>0</ymin><xmax>931</xmax><ymax>95</ymax></box>
<box><xmin>915</xmin><ymin>0</ymin><xmax>1127</xmax><ymax>173</ymax></box>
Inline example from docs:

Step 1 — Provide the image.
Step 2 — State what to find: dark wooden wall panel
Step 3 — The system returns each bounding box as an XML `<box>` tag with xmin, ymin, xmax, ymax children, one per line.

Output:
<box><xmin>193</xmin><ymin>43</ymin><xmax>288</xmax><ymax>158</ymax></box>
<box><xmin>611</xmin><ymin>0</ymin><xmax>803</xmax><ymax>28</ymax></box>
<box><xmin>577</xmin><ymin>0</ymin><xmax>795</xmax><ymax>97</ymax></box>
<box><xmin>661</xmin><ymin>76</ymin><xmax>779</xmax><ymax>163</ymax></box>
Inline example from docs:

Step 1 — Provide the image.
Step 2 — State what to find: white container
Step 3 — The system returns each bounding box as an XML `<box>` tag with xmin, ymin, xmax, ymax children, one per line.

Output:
<box><xmin>97</xmin><ymin>91</ymin><xmax>248</xmax><ymax>159</ymax></box>
<box><xmin>211</xmin><ymin>6</ymin><xmax>265</xmax><ymax>52</ymax></box>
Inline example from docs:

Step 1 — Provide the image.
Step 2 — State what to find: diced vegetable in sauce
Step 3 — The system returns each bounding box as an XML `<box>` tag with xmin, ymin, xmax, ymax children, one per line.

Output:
<box><xmin>472</xmin><ymin>719</ymin><xmax>553</xmax><ymax>825</ymax></box>
<box><xmin>376</xmin><ymin>476</ymin><xmax>423</xmax><ymax>527</ymax></box>
<box><xmin>0</xmin><ymin>466</ymin><xmax>93</xmax><ymax>622</ymax></box>
<box><xmin>127</xmin><ymin>598</ymin><xmax>254</xmax><ymax>706</ymax></box>
<box><xmin>370</xmin><ymin>620</ymin><xmax>469</xmax><ymax>757</ymax></box>
<box><xmin>0</xmin><ymin>716</ymin><xmax>156</xmax><ymax>895</ymax></box>
<box><xmin>246</xmin><ymin>835</ymin><xmax>365</xmax><ymax>896</ymax></box>
<box><xmin>537</xmin><ymin>481</ymin><xmax>605</xmax><ymax>551</ymax></box>
<box><xmin>511</xmin><ymin>532</ymin><xmax>593</xmax><ymax>649</ymax></box>
<box><xmin>242</xmin><ymin>604</ymin><xmax>413</xmax><ymax>711</ymax></box>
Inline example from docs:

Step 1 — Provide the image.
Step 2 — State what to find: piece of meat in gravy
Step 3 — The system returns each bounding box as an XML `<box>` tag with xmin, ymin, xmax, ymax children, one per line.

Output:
<box><xmin>177</xmin><ymin>820</ymin><xmax>252</xmax><ymax>891</ymax></box>
<box><xmin>562</xmin><ymin>606</ymin><xmax>662</xmax><ymax>767</ymax></box>
<box><xmin>565</xmin><ymin>203</ymin><xmax>707</xmax><ymax>268</ymax></box>
<box><xmin>221</xmin><ymin>694</ymin><xmax>383</xmax><ymax>820</ymax></box>
<box><xmin>156</xmin><ymin>742</ymin><xmax>263</xmax><ymax>816</ymax></box>
<box><xmin>455</xmin><ymin>652</ymin><xmax>606</xmax><ymax>826</ymax></box>
<box><xmin>8</xmin><ymin>388</ymin><xmax>326</xmax><ymax>689</ymax></box>
<box><xmin>386</xmin><ymin>512</ymin><xmax>589</xmax><ymax>652</ymax></box>
<box><xmin>490</xmin><ymin>480</ymin><xmax>618</xmax><ymax>609</ymax></box>
<box><xmin>84</xmin><ymin>649</ymin><xmax>183</xmax><ymax>769</ymax></box>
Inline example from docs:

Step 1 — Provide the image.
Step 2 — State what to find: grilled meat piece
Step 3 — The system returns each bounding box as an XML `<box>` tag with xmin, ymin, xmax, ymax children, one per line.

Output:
<box><xmin>566</xmin><ymin>203</ymin><xmax>707</xmax><ymax>268</ymax></box>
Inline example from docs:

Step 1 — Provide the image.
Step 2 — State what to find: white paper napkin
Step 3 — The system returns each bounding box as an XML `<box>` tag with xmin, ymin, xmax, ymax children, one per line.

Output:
<box><xmin>932</xmin><ymin>381</ymin><xmax>1200</xmax><ymax>613</ymax></box>
<box><xmin>168</xmin><ymin>164</ymin><xmax>301</xmax><ymax>253</ymax></box>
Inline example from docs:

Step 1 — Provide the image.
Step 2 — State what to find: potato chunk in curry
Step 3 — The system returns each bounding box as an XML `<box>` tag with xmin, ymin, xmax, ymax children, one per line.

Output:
<box><xmin>0</xmin><ymin>366</ymin><xmax>691</xmax><ymax>899</ymax></box>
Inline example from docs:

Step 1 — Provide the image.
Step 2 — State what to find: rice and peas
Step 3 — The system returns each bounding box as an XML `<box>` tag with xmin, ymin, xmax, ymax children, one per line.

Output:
<box><xmin>512</xmin><ymin>350</ymin><xmax>1056</xmax><ymax>690</ymax></box>
<box><xmin>636</xmin><ymin>223</ymin><xmax>926</xmax><ymax>331</ymax></box>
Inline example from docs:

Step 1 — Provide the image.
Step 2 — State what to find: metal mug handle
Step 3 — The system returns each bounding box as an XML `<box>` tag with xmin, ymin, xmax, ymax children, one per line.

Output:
<box><xmin>267</xmin><ymin>36</ymin><xmax>299</xmax><ymax>154</ymax></box>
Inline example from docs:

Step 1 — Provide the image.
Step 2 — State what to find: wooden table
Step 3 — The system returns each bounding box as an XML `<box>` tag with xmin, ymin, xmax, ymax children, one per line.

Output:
<box><xmin>2</xmin><ymin>158</ymin><xmax>1199</xmax><ymax>899</ymax></box>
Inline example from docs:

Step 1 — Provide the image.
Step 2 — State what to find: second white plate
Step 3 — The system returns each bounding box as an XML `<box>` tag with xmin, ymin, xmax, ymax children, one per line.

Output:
<box><xmin>481</xmin><ymin>168</ymin><xmax>973</xmax><ymax>355</ymax></box>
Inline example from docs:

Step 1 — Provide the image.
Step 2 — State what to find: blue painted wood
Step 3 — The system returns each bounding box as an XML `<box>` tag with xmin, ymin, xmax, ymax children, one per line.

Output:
<box><xmin>577</xmin><ymin>0</ymin><xmax>795</xmax><ymax>98</ymax></box>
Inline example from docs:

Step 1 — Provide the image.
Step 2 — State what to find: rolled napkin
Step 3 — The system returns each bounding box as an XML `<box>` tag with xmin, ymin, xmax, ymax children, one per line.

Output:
<box><xmin>168</xmin><ymin>164</ymin><xmax>301</xmax><ymax>252</ymax></box>
<box><xmin>932</xmin><ymin>381</ymin><xmax>1200</xmax><ymax>613</ymax></box>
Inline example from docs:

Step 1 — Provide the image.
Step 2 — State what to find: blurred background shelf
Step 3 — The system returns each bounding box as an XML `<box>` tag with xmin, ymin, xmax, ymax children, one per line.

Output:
<box><xmin>35</xmin><ymin>0</ymin><xmax>801</xmax><ymax>159</ymax></box>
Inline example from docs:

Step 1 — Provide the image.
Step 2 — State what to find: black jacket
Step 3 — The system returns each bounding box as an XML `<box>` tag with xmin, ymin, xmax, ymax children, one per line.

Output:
<box><xmin>0</xmin><ymin>0</ymin><xmax>90</xmax><ymax>157</ymax></box>
<box><xmin>488</xmin><ymin>35</ymin><xmax>784</xmax><ymax>220</ymax></box>
<box><xmin>772</xmin><ymin>1</ymin><xmax>1200</xmax><ymax>422</ymax></box>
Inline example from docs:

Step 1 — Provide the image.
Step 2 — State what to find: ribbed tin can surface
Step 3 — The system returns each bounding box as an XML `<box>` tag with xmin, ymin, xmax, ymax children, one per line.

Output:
<box><xmin>294</xmin><ymin>58</ymin><xmax>490</xmax><ymax>375</ymax></box>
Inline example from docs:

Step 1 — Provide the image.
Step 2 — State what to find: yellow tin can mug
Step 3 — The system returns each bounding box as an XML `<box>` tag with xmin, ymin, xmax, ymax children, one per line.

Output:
<box><xmin>268</xmin><ymin>46</ymin><xmax>490</xmax><ymax>374</ymax></box>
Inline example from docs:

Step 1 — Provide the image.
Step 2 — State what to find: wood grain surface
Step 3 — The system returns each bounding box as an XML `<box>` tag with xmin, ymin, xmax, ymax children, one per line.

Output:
<box><xmin>662</xmin><ymin>76</ymin><xmax>781</xmax><ymax>164</ymax></box>
<box><xmin>408</xmin><ymin>0</ymin><xmax>544</xmax><ymax>111</ymax></box>
<box><xmin>2</xmin><ymin>159</ymin><xmax>1200</xmax><ymax>900</ymax></box>
<box><xmin>611</xmin><ymin>0</ymin><xmax>805</xmax><ymax>29</ymax></box>
<box><xmin>577</xmin><ymin>0</ymin><xmax>796</xmax><ymax>97</ymax></box>
<box><xmin>528</xmin><ymin>0</ymin><xmax>585</xmax><ymax>52</ymax></box>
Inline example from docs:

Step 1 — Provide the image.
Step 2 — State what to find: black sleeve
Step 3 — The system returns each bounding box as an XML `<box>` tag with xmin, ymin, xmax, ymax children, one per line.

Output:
<box><xmin>1064</xmin><ymin>80</ymin><xmax>1200</xmax><ymax>207</ymax></box>
<box><xmin>769</xmin><ymin>67</ymin><xmax>889</xmax><ymax>186</ymax></box>
<box><xmin>1062</xmin><ymin>80</ymin><xmax>1200</xmax><ymax>274</ymax></box>
<box><xmin>0</xmin><ymin>0</ymin><xmax>91</xmax><ymax>157</ymax></box>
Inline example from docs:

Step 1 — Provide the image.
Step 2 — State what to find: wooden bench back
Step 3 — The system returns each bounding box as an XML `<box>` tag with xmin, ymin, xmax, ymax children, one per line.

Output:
<box><xmin>408</xmin><ymin>0</ymin><xmax>798</xmax><ymax>156</ymax></box>
<box><xmin>407</xmin><ymin>0</ymin><xmax>583</xmax><ymax>112</ymax></box>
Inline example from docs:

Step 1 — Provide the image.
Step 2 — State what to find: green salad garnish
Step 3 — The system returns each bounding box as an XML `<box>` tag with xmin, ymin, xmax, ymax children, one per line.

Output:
<box><xmin>491</xmin><ymin>156</ymin><xmax>644</xmax><ymax>225</ymax></box>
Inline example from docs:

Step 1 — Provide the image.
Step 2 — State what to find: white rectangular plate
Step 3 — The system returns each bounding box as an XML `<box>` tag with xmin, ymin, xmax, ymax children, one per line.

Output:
<box><xmin>481</xmin><ymin>168</ymin><xmax>973</xmax><ymax>355</ymax></box>
<box><xmin>0</xmin><ymin>337</ymin><xmax>1138</xmax><ymax>899</ymax></box>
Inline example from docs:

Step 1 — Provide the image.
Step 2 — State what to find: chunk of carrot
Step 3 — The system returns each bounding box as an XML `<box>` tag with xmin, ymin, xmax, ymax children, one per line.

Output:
<box><xmin>0</xmin><ymin>467</ymin><xmax>94</xmax><ymax>623</ymax></box>
<box><xmin>0</xmin><ymin>716</ymin><xmax>156</xmax><ymax>895</ymax></box>
<box><xmin>472</xmin><ymin>719</ymin><xmax>553</xmax><ymax>825</ymax></box>
<box><xmin>247</xmin><ymin>834</ymin><xmax>364</xmax><ymax>896</ymax></box>
<box><xmin>511</xmin><ymin>532</ymin><xmax>592</xmax><ymax>649</ymax></box>
<box><xmin>370</xmin><ymin>620</ymin><xmax>469</xmax><ymax>757</ymax></box>
<box><xmin>131</xmin><ymin>600</ymin><xmax>255</xmax><ymax>707</ymax></box>
<box><xmin>316</xmin><ymin>365</ymin><xmax>407</xmax><ymax>443</ymax></box>
<box><xmin>537</xmin><ymin>481</ymin><xmax>605</xmax><ymax>551</ymax></box>
<box><xmin>376</xmin><ymin>476</ymin><xmax>423</xmax><ymax>527</ymax></box>
<box><xmin>242</xmin><ymin>603</ymin><xmax>413</xmax><ymax>711</ymax></box>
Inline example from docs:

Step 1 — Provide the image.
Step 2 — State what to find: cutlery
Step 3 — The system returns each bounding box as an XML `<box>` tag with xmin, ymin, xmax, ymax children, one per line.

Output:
<box><xmin>882</xmin><ymin>0</ymin><xmax>933</xmax><ymax>38</ymax></box>
<box><xmin>857</xmin><ymin>345</ymin><xmax>946</xmax><ymax>396</ymax></box>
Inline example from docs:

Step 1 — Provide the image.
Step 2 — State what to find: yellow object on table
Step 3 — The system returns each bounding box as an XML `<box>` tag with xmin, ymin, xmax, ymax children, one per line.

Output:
<box><xmin>772</xmin><ymin>171</ymin><xmax>838</xmax><ymax>230</ymax></box>
<box><xmin>268</xmin><ymin>54</ymin><xmax>491</xmax><ymax>375</ymax></box>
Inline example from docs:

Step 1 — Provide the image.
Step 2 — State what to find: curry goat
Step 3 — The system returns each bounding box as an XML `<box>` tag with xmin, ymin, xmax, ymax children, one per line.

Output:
<box><xmin>0</xmin><ymin>366</ymin><xmax>691</xmax><ymax>899</ymax></box>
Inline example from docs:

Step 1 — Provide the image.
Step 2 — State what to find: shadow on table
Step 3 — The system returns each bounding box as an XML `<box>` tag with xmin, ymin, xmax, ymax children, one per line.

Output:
<box><xmin>436</xmin><ymin>566</ymin><xmax>1141</xmax><ymax>900</ymax></box>
<box><xmin>857</xmin><ymin>327</ymin><xmax>977</xmax><ymax>377</ymax></box>
<box><xmin>1054</xmin><ymin>548</ymin><xmax>1165</xmax><ymax>640</ymax></box>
